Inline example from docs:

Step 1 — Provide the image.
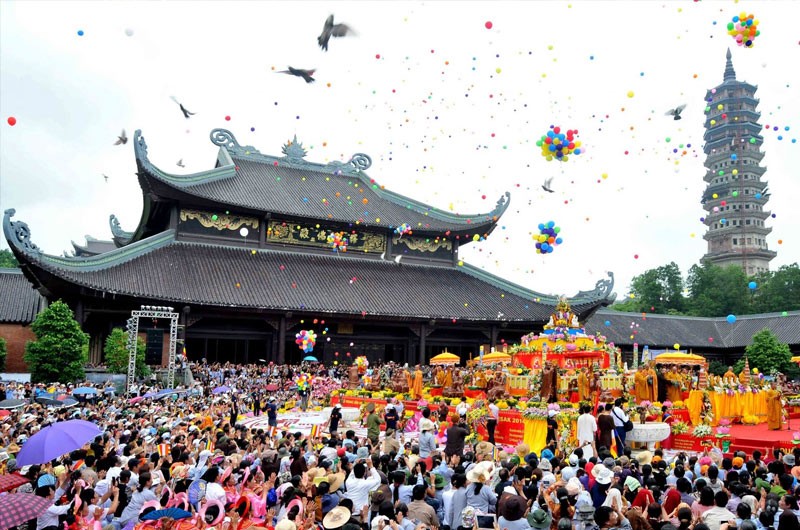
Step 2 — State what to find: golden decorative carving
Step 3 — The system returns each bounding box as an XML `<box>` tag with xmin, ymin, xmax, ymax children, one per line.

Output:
<box><xmin>392</xmin><ymin>236</ymin><xmax>452</xmax><ymax>253</ymax></box>
<box><xmin>268</xmin><ymin>220</ymin><xmax>386</xmax><ymax>253</ymax></box>
<box><xmin>180</xmin><ymin>209</ymin><xmax>259</xmax><ymax>231</ymax></box>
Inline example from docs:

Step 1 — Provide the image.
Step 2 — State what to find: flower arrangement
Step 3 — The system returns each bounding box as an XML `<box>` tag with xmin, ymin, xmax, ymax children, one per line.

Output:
<box><xmin>716</xmin><ymin>426</ymin><xmax>731</xmax><ymax>438</ymax></box>
<box><xmin>663</xmin><ymin>400</ymin><xmax>673</xmax><ymax>409</ymax></box>
<box><xmin>354</xmin><ymin>356</ymin><xmax>369</xmax><ymax>373</ymax></box>
<box><xmin>639</xmin><ymin>400</ymin><xmax>652</xmax><ymax>409</ymax></box>
<box><xmin>523</xmin><ymin>407</ymin><xmax>549</xmax><ymax>420</ymax></box>
<box><xmin>793</xmin><ymin>432</ymin><xmax>800</xmax><ymax>445</ymax></box>
<box><xmin>692</xmin><ymin>424</ymin><xmax>713</xmax><ymax>438</ymax></box>
<box><xmin>671</xmin><ymin>421</ymin><xmax>689</xmax><ymax>435</ymax></box>
<box><xmin>672</xmin><ymin>401</ymin><xmax>686</xmax><ymax>410</ymax></box>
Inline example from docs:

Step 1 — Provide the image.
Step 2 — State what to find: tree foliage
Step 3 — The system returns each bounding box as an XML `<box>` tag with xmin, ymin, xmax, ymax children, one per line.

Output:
<box><xmin>733</xmin><ymin>328</ymin><xmax>794</xmax><ymax>377</ymax></box>
<box><xmin>104</xmin><ymin>328</ymin><xmax>149</xmax><ymax>377</ymax></box>
<box><xmin>0</xmin><ymin>337</ymin><xmax>6</xmax><ymax>372</ymax></box>
<box><xmin>610</xmin><ymin>262</ymin><xmax>800</xmax><ymax>317</ymax></box>
<box><xmin>24</xmin><ymin>300</ymin><xmax>88</xmax><ymax>384</ymax></box>
<box><xmin>0</xmin><ymin>249</ymin><xmax>18</xmax><ymax>268</ymax></box>
<box><xmin>707</xmin><ymin>360</ymin><xmax>728</xmax><ymax>377</ymax></box>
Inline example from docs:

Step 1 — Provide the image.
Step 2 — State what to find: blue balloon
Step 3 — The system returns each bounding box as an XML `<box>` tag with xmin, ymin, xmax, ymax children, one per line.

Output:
<box><xmin>726</xmin><ymin>314</ymin><xmax>737</xmax><ymax>324</ymax></box>
<box><xmin>538</xmin><ymin>223</ymin><xmax>545</xmax><ymax>230</ymax></box>
<box><xmin>604</xmin><ymin>320</ymin><xmax>611</xmax><ymax>326</ymax></box>
<box><xmin>748</xmin><ymin>281</ymin><xmax>757</xmax><ymax>290</ymax></box>
<box><xmin>755</xmin><ymin>193</ymin><xmax>762</xmax><ymax>199</ymax></box>
<box><xmin>547</xmin><ymin>221</ymin><xmax>555</xmax><ymax>228</ymax></box>
<box><xmin>574</xmin><ymin>149</ymin><xmax>581</xmax><ymax>155</ymax></box>
<box><xmin>556</xmin><ymin>237</ymin><xmax>563</xmax><ymax>244</ymax></box>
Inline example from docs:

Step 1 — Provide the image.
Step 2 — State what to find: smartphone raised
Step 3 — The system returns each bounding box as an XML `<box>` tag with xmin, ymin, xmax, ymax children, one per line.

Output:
<box><xmin>476</xmin><ymin>515</ymin><xmax>496</xmax><ymax>529</ymax></box>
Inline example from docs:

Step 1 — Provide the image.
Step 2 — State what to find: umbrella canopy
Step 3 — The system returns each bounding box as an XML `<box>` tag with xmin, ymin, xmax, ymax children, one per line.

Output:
<box><xmin>72</xmin><ymin>387</ymin><xmax>98</xmax><ymax>396</ymax></box>
<box><xmin>36</xmin><ymin>397</ymin><xmax>67</xmax><ymax>408</ymax></box>
<box><xmin>264</xmin><ymin>384</ymin><xmax>279</xmax><ymax>392</ymax></box>
<box><xmin>0</xmin><ymin>473</ymin><xmax>29</xmax><ymax>493</ymax></box>
<box><xmin>481</xmin><ymin>352</ymin><xmax>512</xmax><ymax>364</ymax></box>
<box><xmin>0</xmin><ymin>410</ymin><xmax>11</xmax><ymax>418</ymax></box>
<box><xmin>0</xmin><ymin>399</ymin><xmax>26</xmax><ymax>410</ymax></box>
<box><xmin>212</xmin><ymin>386</ymin><xmax>231</xmax><ymax>394</ymax></box>
<box><xmin>142</xmin><ymin>508</ymin><xmax>193</xmax><ymax>521</ymax></box>
<box><xmin>16</xmin><ymin>419</ymin><xmax>102</xmax><ymax>466</ymax></box>
<box><xmin>303</xmin><ymin>355</ymin><xmax>319</xmax><ymax>362</ymax></box>
<box><xmin>430</xmin><ymin>352</ymin><xmax>460</xmax><ymax>365</ymax></box>
<box><xmin>0</xmin><ymin>492</ymin><xmax>53</xmax><ymax>527</ymax></box>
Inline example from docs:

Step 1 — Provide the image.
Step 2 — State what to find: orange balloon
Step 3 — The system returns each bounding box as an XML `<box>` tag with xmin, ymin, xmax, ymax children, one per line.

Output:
<box><xmin>548</xmin><ymin>237</ymin><xmax>555</xmax><ymax>244</ymax></box>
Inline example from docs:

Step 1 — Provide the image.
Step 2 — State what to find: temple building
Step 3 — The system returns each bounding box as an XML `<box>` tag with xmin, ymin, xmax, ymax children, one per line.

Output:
<box><xmin>701</xmin><ymin>49</ymin><xmax>776</xmax><ymax>274</ymax></box>
<box><xmin>3</xmin><ymin>129</ymin><xmax>615</xmax><ymax>368</ymax></box>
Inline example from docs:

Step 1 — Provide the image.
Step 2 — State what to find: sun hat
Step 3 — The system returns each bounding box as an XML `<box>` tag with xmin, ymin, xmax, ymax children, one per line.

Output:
<box><xmin>366</xmin><ymin>403</ymin><xmax>375</xmax><ymax>413</ymax></box>
<box><xmin>568</xmin><ymin>454</ymin><xmax>579</xmax><ymax>467</ymax></box>
<box><xmin>561</xmin><ymin>466</ymin><xmax>577</xmax><ymax>481</ymax></box>
<box><xmin>566</xmin><ymin>477</ymin><xmax>582</xmax><ymax>496</ymax></box>
<box><xmin>548</xmin><ymin>410</ymin><xmax>558</xmax><ymax>418</ymax></box>
<box><xmin>577</xmin><ymin>504</ymin><xmax>596</xmax><ymax>521</ymax></box>
<box><xmin>528</xmin><ymin>509</ymin><xmax>553</xmax><ymax>530</ymax></box>
<box><xmin>636</xmin><ymin>451</ymin><xmax>653</xmax><ymax>466</ymax></box>
<box><xmin>538</xmin><ymin>459</ymin><xmax>552</xmax><ymax>472</ymax></box>
<box><xmin>420</xmin><ymin>419</ymin><xmax>435</xmax><ymax>432</ymax></box>
<box><xmin>356</xmin><ymin>447</ymin><xmax>370</xmax><ymax>460</ymax></box>
<box><xmin>591</xmin><ymin>464</ymin><xmax>613</xmax><ymax>485</ymax></box>
<box><xmin>541</xmin><ymin>472</ymin><xmax>557</xmax><ymax>488</ymax></box>
<box><xmin>784</xmin><ymin>454</ymin><xmax>796</xmax><ymax>466</ymax></box>
<box><xmin>276</xmin><ymin>519</ymin><xmax>297</xmax><ymax>530</ymax></box>
<box><xmin>502</xmin><ymin>494</ymin><xmax>527</xmax><ymax>521</ymax></box>
<box><xmin>602</xmin><ymin>457</ymin><xmax>616</xmax><ymax>468</ymax></box>
<box><xmin>433</xmin><ymin>474</ymin><xmax>446</xmax><ymax>490</ymax></box>
<box><xmin>466</xmin><ymin>461</ymin><xmax>494</xmax><ymax>483</ymax></box>
<box><xmin>323</xmin><ymin>506</ymin><xmax>351</xmax><ymax>530</ymax></box>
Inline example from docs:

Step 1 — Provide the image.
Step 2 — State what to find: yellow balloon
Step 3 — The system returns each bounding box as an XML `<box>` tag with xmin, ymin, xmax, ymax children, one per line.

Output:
<box><xmin>732</xmin><ymin>169</ymin><xmax>738</xmax><ymax>175</ymax></box>
<box><xmin>717</xmin><ymin>104</ymin><xmax>724</xmax><ymax>110</ymax></box>
<box><xmin>673</xmin><ymin>343</ymin><xmax>680</xmax><ymax>350</ymax></box>
<box><xmin>710</xmin><ymin>120</ymin><xmax>717</xmax><ymax>125</ymax></box>
<box><xmin>627</xmin><ymin>91</ymin><xmax>634</xmax><ymax>98</ymax></box>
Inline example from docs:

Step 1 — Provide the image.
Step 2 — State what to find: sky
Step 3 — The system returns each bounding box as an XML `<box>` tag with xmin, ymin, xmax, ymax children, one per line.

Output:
<box><xmin>1</xmin><ymin>1</ymin><xmax>798</xmax><ymax>302</ymax></box>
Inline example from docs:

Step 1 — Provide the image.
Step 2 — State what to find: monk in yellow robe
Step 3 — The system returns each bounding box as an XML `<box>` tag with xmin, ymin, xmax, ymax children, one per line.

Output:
<box><xmin>474</xmin><ymin>369</ymin><xmax>487</xmax><ymax>389</ymax></box>
<box><xmin>766</xmin><ymin>382</ymin><xmax>783</xmax><ymax>430</ymax></box>
<box><xmin>633</xmin><ymin>367</ymin><xmax>649</xmax><ymax>402</ymax></box>
<box><xmin>405</xmin><ymin>369</ymin><xmax>413</xmax><ymax>393</ymax></box>
<box><xmin>444</xmin><ymin>367</ymin><xmax>453</xmax><ymax>388</ymax></box>
<box><xmin>434</xmin><ymin>367</ymin><xmax>445</xmax><ymax>386</ymax></box>
<box><xmin>411</xmin><ymin>365</ymin><xmax>423</xmax><ymax>399</ymax></box>
<box><xmin>666</xmin><ymin>366</ymin><xmax>683</xmax><ymax>403</ymax></box>
<box><xmin>645</xmin><ymin>363</ymin><xmax>659</xmax><ymax>402</ymax></box>
<box><xmin>738</xmin><ymin>370</ymin><xmax>749</xmax><ymax>385</ymax></box>
<box><xmin>577</xmin><ymin>371</ymin><xmax>590</xmax><ymax>401</ymax></box>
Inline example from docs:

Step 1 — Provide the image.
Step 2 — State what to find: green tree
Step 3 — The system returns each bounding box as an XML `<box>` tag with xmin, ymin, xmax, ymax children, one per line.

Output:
<box><xmin>707</xmin><ymin>360</ymin><xmax>728</xmax><ymax>377</ymax></box>
<box><xmin>686</xmin><ymin>262</ymin><xmax>752</xmax><ymax>317</ymax></box>
<box><xmin>0</xmin><ymin>337</ymin><xmax>6</xmax><ymax>372</ymax></box>
<box><xmin>103</xmin><ymin>328</ymin><xmax>149</xmax><ymax>377</ymax></box>
<box><xmin>732</xmin><ymin>328</ymin><xmax>794</xmax><ymax>377</ymax></box>
<box><xmin>610</xmin><ymin>262</ymin><xmax>685</xmax><ymax>314</ymax></box>
<box><xmin>751</xmin><ymin>264</ymin><xmax>800</xmax><ymax>314</ymax></box>
<box><xmin>0</xmin><ymin>249</ymin><xmax>18</xmax><ymax>268</ymax></box>
<box><xmin>24</xmin><ymin>300</ymin><xmax>88</xmax><ymax>383</ymax></box>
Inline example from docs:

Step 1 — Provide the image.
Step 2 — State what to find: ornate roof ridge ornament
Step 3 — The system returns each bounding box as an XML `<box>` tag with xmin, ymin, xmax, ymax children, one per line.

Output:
<box><xmin>571</xmin><ymin>272</ymin><xmax>616</xmax><ymax>303</ymax></box>
<box><xmin>282</xmin><ymin>135</ymin><xmax>308</xmax><ymax>162</ymax></box>
<box><xmin>3</xmin><ymin>209</ymin><xmax>41</xmax><ymax>254</ymax></box>
<box><xmin>109</xmin><ymin>214</ymin><xmax>134</xmax><ymax>239</ymax></box>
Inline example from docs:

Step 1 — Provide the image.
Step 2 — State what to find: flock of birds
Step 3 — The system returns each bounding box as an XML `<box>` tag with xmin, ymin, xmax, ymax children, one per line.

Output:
<box><xmin>106</xmin><ymin>15</ymin><xmax>353</xmax><ymax>183</ymax></box>
<box><xmin>107</xmin><ymin>13</ymin><xmax>686</xmax><ymax>197</ymax></box>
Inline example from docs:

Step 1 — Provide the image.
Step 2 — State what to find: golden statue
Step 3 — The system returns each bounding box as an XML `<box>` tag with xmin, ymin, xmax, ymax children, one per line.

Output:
<box><xmin>545</xmin><ymin>297</ymin><xmax>581</xmax><ymax>330</ymax></box>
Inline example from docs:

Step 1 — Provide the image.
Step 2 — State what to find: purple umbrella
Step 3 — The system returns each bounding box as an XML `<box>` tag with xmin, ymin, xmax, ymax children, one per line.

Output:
<box><xmin>212</xmin><ymin>385</ymin><xmax>231</xmax><ymax>394</ymax></box>
<box><xmin>16</xmin><ymin>419</ymin><xmax>102</xmax><ymax>466</ymax></box>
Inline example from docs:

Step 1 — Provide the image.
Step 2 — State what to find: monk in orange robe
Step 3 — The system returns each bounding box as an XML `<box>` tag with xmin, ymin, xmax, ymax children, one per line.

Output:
<box><xmin>723</xmin><ymin>366</ymin><xmax>737</xmax><ymax>384</ymax></box>
<box><xmin>645</xmin><ymin>363</ymin><xmax>659</xmax><ymax>402</ymax></box>
<box><xmin>634</xmin><ymin>366</ymin><xmax>649</xmax><ymax>403</ymax></box>
<box><xmin>577</xmin><ymin>371</ymin><xmax>590</xmax><ymax>401</ymax></box>
<box><xmin>665</xmin><ymin>366</ymin><xmax>683</xmax><ymax>403</ymax></box>
<box><xmin>766</xmin><ymin>382</ymin><xmax>783</xmax><ymax>430</ymax></box>
<box><xmin>444</xmin><ymin>367</ymin><xmax>453</xmax><ymax>388</ymax></box>
<box><xmin>411</xmin><ymin>365</ymin><xmax>423</xmax><ymax>399</ymax></box>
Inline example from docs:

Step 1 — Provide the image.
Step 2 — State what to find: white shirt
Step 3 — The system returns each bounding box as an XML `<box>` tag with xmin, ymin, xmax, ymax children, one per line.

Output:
<box><xmin>442</xmin><ymin>488</ymin><xmax>456</xmax><ymax>526</ymax></box>
<box><xmin>206</xmin><ymin>481</ymin><xmax>227</xmax><ymax>503</ymax></box>
<box><xmin>344</xmin><ymin>467</ymin><xmax>381</xmax><ymax>514</ymax></box>
<box><xmin>36</xmin><ymin>501</ymin><xmax>71</xmax><ymax>530</ymax></box>
<box><xmin>612</xmin><ymin>407</ymin><xmax>629</xmax><ymax>427</ymax></box>
<box><xmin>577</xmin><ymin>413</ymin><xmax>597</xmax><ymax>443</ymax></box>
<box><xmin>488</xmin><ymin>403</ymin><xmax>500</xmax><ymax>420</ymax></box>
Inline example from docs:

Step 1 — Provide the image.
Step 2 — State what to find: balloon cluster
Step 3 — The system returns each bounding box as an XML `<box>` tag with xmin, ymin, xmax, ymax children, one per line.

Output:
<box><xmin>727</xmin><ymin>13</ymin><xmax>759</xmax><ymax>47</ymax></box>
<box><xmin>295</xmin><ymin>329</ymin><xmax>317</xmax><ymax>353</ymax></box>
<box><xmin>295</xmin><ymin>373</ymin><xmax>313</xmax><ymax>392</ymax></box>
<box><xmin>536</xmin><ymin>126</ymin><xmax>582</xmax><ymax>162</ymax></box>
<box><xmin>534</xmin><ymin>221</ymin><xmax>563</xmax><ymax>254</ymax></box>
<box><xmin>355</xmin><ymin>355</ymin><xmax>369</xmax><ymax>374</ymax></box>
<box><xmin>327</xmin><ymin>231</ymin><xmax>348</xmax><ymax>252</ymax></box>
<box><xmin>395</xmin><ymin>223</ymin><xmax>412</xmax><ymax>238</ymax></box>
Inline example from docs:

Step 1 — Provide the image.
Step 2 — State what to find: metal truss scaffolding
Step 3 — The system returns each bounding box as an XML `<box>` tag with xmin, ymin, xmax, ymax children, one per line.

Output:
<box><xmin>126</xmin><ymin>306</ymin><xmax>179</xmax><ymax>395</ymax></box>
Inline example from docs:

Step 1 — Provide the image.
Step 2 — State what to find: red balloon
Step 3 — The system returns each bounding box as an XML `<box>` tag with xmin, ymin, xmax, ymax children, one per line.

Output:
<box><xmin>7</xmin><ymin>117</ymin><xmax>16</xmax><ymax>126</ymax></box>
<box><xmin>485</xmin><ymin>21</ymin><xmax>493</xmax><ymax>29</ymax></box>
<box><xmin>553</xmin><ymin>126</ymin><xmax>561</xmax><ymax>134</ymax></box>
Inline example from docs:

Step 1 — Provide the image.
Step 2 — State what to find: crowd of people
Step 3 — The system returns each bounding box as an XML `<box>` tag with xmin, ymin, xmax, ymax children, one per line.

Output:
<box><xmin>0</xmin><ymin>361</ymin><xmax>797</xmax><ymax>530</ymax></box>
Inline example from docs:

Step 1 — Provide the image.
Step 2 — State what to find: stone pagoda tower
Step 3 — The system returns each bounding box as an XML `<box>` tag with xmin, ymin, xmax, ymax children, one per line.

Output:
<box><xmin>701</xmin><ymin>49</ymin><xmax>776</xmax><ymax>275</ymax></box>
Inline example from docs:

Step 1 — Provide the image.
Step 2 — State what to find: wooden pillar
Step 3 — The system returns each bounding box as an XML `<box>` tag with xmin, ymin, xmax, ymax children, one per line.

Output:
<box><xmin>490</xmin><ymin>325</ymin><xmax>498</xmax><ymax>350</ymax></box>
<box><xmin>419</xmin><ymin>323</ymin><xmax>427</xmax><ymax>365</ymax></box>
<box><xmin>277</xmin><ymin>316</ymin><xmax>287</xmax><ymax>364</ymax></box>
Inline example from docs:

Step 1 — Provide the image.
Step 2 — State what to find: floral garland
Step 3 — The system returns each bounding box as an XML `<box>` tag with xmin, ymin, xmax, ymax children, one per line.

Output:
<box><xmin>692</xmin><ymin>424</ymin><xmax>712</xmax><ymax>438</ymax></box>
<box><xmin>671</xmin><ymin>421</ymin><xmax>689</xmax><ymax>434</ymax></box>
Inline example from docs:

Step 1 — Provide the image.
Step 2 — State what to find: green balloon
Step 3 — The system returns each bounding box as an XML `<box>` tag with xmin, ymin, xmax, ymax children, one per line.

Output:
<box><xmin>212</xmin><ymin>214</ymin><xmax>218</xmax><ymax>221</ymax></box>
<box><xmin>554</xmin><ymin>227</ymin><xmax>561</xmax><ymax>233</ymax></box>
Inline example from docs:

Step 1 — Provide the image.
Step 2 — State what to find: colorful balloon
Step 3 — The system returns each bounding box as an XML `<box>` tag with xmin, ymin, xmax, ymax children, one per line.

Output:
<box><xmin>533</xmin><ymin>221</ymin><xmax>563</xmax><ymax>255</ymax></box>
<box><xmin>295</xmin><ymin>329</ymin><xmax>317</xmax><ymax>353</ymax></box>
<box><xmin>327</xmin><ymin>231</ymin><xmax>349</xmax><ymax>252</ymax></box>
<box><xmin>536</xmin><ymin>126</ymin><xmax>583</xmax><ymax>162</ymax></box>
<box><xmin>394</xmin><ymin>223</ymin><xmax>412</xmax><ymax>238</ymax></box>
<box><xmin>727</xmin><ymin>13</ymin><xmax>760</xmax><ymax>47</ymax></box>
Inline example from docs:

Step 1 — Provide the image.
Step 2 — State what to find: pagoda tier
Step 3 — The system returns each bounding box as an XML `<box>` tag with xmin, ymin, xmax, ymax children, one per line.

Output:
<box><xmin>129</xmin><ymin>129</ymin><xmax>510</xmax><ymax>245</ymax></box>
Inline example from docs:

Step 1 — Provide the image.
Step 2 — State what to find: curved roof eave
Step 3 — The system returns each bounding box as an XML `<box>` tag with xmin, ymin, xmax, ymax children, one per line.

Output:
<box><xmin>135</xmin><ymin>128</ymin><xmax>510</xmax><ymax>230</ymax></box>
<box><xmin>4</xmin><ymin>208</ymin><xmax>176</xmax><ymax>273</ymax></box>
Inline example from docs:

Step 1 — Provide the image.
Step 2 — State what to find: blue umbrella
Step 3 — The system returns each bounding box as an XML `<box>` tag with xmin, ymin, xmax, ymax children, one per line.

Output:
<box><xmin>212</xmin><ymin>386</ymin><xmax>231</xmax><ymax>394</ymax></box>
<box><xmin>303</xmin><ymin>355</ymin><xmax>319</xmax><ymax>362</ymax></box>
<box><xmin>17</xmin><ymin>420</ymin><xmax>102</xmax><ymax>466</ymax></box>
<box><xmin>72</xmin><ymin>387</ymin><xmax>97</xmax><ymax>396</ymax></box>
<box><xmin>141</xmin><ymin>508</ymin><xmax>193</xmax><ymax>521</ymax></box>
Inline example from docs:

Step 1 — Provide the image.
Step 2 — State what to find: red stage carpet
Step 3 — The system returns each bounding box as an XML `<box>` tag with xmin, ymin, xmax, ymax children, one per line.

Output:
<box><xmin>727</xmin><ymin>421</ymin><xmax>800</xmax><ymax>456</ymax></box>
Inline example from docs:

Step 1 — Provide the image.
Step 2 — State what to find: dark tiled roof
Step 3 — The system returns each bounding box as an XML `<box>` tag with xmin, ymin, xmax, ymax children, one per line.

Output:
<box><xmin>0</xmin><ymin>269</ymin><xmax>44</xmax><ymax>323</ymax></box>
<box><xmin>585</xmin><ymin>309</ymin><xmax>800</xmax><ymax>349</ymax></box>
<box><xmin>70</xmin><ymin>237</ymin><xmax>117</xmax><ymax>257</ymax></box>
<box><xmin>31</xmin><ymin>240</ymin><xmax>610</xmax><ymax>321</ymax></box>
<box><xmin>134</xmin><ymin>129</ymin><xmax>509</xmax><ymax>234</ymax></box>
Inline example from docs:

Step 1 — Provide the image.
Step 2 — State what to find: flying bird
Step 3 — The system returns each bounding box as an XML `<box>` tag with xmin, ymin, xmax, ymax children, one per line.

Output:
<box><xmin>665</xmin><ymin>104</ymin><xmax>687</xmax><ymax>120</ymax></box>
<box><xmin>276</xmin><ymin>67</ymin><xmax>316</xmax><ymax>83</ymax></box>
<box><xmin>114</xmin><ymin>130</ymin><xmax>128</xmax><ymax>145</ymax></box>
<box><xmin>170</xmin><ymin>96</ymin><xmax>196</xmax><ymax>118</ymax></box>
<box><xmin>103</xmin><ymin>174</ymin><xmax>109</xmax><ymax>183</ymax></box>
<box><xmin>541</xmin><ymin>177</ymin><xmax>555</xmax><ymax>193</ymax></box>
<box><xmin>318</xmin><ymin>14</ymin><xmax>353</xmax><ymax>51</ymax></box>
<box><xmin>177</xmin><ymin>159</ymin><xmax>185</xmax><ymax>168</ymax></box>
